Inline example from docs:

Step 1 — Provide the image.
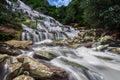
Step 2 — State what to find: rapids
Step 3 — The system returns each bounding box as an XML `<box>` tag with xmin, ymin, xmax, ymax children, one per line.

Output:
<box><xmin>32</xmin><ymin>43</ymin><xmax>120</xmax><ymax>80</ymax></box>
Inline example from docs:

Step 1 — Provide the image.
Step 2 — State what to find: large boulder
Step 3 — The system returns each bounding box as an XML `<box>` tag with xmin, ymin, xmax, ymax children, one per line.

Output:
<box><xmin>21</xmin><ymin>57</ymin><xmax>68</xmax><ymax>80</ymax></box>
<box><xmin>4</xmin><ymin>56</ymin><xmax>68</xmax><ymax>80</ymax></box>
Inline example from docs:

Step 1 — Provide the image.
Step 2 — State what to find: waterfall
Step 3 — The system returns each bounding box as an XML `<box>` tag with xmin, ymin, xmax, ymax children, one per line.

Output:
<box><xmin>6</xmin><ymin>0</ymin><xmax>79</xmax><ymax>43</ymax></box>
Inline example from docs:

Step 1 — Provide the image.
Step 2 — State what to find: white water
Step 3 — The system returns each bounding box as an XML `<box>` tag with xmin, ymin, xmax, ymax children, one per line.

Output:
<box><xmin>4</xmin><ymin>0</ymin><xmax>120</xmax><ymax>80</ymax></box>
<box><xmin>33</xmin><ymin>45</ymin><xmax>120</xmax><ymax>80</ymax></box>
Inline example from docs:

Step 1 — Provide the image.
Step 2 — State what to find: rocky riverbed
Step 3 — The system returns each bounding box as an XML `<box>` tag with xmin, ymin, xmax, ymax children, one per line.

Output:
<box><xmin>0</xmin><ymin>40</ymin><xmax>69</xmax><ymax>80</ymax></box>
<box><xmin>0</xmin><ymin>29</ymin><xmax>120</xmax><ymax>80</ymax></box>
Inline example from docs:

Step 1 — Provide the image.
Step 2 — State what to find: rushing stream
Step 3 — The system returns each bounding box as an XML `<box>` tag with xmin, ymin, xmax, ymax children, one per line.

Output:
<box><xmin>2</xmin><ymin>0</ymin><xmax>120</xmax><ymax>80</ymax></box>
<box><xmin>32</xmin><ymin>43</ymin><xmax>120</xmax><ymax>80</ymax></box>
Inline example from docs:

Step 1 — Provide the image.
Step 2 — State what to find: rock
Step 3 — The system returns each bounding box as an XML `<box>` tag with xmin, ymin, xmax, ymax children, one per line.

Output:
<box><xmin>21</xmin><ymin>57</ymin><xmax>68</xmax><ymax>80</ymax></box>
<box><xmin>0</xmin><ymin>43</ymin><xmax>21</xmax><ymax>56</ymax></box>
<box><xmin>9</xmin><ymin>62</ymin><xmax>23</xmax><ymax>74</ymax></box>
<box><xmin>34</xmin><ymin>51</ymin><xmax>56</xmax><ymax>60</ymax></box>
<box><xmin>78</xmin><ymin>32</ymin><xmax>85</xmax><ymax>38</ymax></box>
<box><xmin>0</xmin><ymin>54</ymin><xmax>9</xmax><ymax>63</ymax></box>
<box><xmin>13</xmin><ymin>75</ymin><xmax>35</xmax><ymax>80</ymax></box>
<box><xmin>110</xmin><ymin>48</ymin><xmax>120</xmax><ymax>54</ymax></box>
<box><xmin>83</xmin><ymin>36</ymin><xmax>94</xmax><ymax>42</ymax></box>
<box><xmin>66</xmin><ymin>44</ymin><xmax>81</xmax><ymax>49</ymax></box>
<box><xmin>5</xmin><ymin>40</ymin><xmax>32</xmax><ymax>50</ymax></box>
<box><xmin>0</xmin><ymin>26</ymin><xmax>19</xmax><ymax>34</ymax></box>
<box><xmin>66</xmin><ymin>39</ymin><xmax>73</xmax><ymax>44</ymax></box>
<box><xmin>80</xmin><ymin>42</ymin><xmax>94</xmax><ymax>48</ymax></box>
<box><xmin>99</xmin><ymin>36</ymin><xmax>112</xmax><ymax>44</ymax></box>
<box><xmin>98</xmin><ymin>45</ymin><xmax>109</xmax><ymax>51</ymax></box>
<box><xmin>22</xmin><ymin>57</ymin><xmax>53</xmax><ymax>77</ymax></box>
<box><xmin>5</xmin><ymin>60</ymin><xmax>23</xmax><ymax>80</ymax></box>
<box><xmin>51</xmin><ymin>40</ymin><xmax>66</xmax><ymax>46</ymax></box>
<box><xmin>73</xmin><ymin>38</ymin><xmax>80</xmax><ymax>43</ymax></box>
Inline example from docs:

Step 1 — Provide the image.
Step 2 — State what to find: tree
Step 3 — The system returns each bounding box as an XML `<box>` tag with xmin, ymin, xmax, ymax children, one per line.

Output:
<box><xmin>81</xmin><ymin>0</ymin><xmax>120</xmax><ymax>30</ymax></box>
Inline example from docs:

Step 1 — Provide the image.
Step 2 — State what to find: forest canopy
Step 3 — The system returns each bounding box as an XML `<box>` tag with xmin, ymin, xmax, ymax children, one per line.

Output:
<box><xmin>0</xmin><ymin>0</ymin><xmax>120</xmax><ymax>31</ymax></box>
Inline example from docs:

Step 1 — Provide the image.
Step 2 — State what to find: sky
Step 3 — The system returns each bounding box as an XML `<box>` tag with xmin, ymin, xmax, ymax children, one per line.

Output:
<box><xmin>47</xmin><ymin>0</ymin><xmax>72</xmax><ymax>7</ymax></box>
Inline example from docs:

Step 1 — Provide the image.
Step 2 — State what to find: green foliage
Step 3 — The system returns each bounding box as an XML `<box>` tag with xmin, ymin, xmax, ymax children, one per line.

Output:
<box><xmin>0</xmin><ymin>3</ymin><xmax>21</xmax><ymax>28</ymax></box>
<box><xmin>14</xmin><ymin>32</ymin><xmax>22</xmax><ymax>40</ymax></box>
<box><xmin>81</xmin><ymin>0</ymin><xmax>120</xmax><ymax>30</ymax></box>
<box><xmin>100</xmin><ymin>5</ymin><xmax>120</xmax><ymax>30</ymax></box>
<box><xmin>0</xmin><ymin>33</ymin><xmax>15</xmax><ymax>42</ymax></box>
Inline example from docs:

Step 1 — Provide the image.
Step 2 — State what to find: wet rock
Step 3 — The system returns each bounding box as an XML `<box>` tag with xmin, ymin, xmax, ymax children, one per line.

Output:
<box><xmin>80</xmin><ymin>42</ymin><xmax>94</xmax><ymax>48</ymax></box>
<box><xmin>73</xmin><ymin>38</ymin><xmax>80</xmax><ymax>43</ymax></box>
<box><xmin>78</xmin><ymin>32</ymin><xmax>85</xmax><ymax>38</ymax></box>
<box><xmin>5</xmin><ymin>40</ymin><xmax>32</xmax><ymax>50</ymax></box>
<box><xmin>0</xmin><ymin>43</ymin><xmax>21</xmax><ymax>56</ymax></box>
<box><xmin>66</xmin><ymin>39</ymin><xmax>74</xmax><ymax>44</ymax></box>
<box><xmin>110</xmin><ymin>48</ymin><xmax>120</xmax><ymax>54</ymax></box>
<box><xmin>23</xmin><ymin>57</ymin><xmax>53</xmax><ymax>77</ymax></box>
<box><xmin>47</xmin><ymin>40</ymin><xmax>67</xmax><ymax>47</ymax></box>
<box><xmin>0</xmin><ymin>54</ymin><xmax>9</xmax><ymax>63</ymax></box>
<box><xmin>83</xmin><ymin>36</ymin><xmax>94</xmax><ymax>42</ymax></box>
<box><xmin>99</xmin><ymin>36</ymin><xmax>112</xmax><ymax>44</ymax></box>
<box><xmin>5</xmin><ymin>61</ymin><xmax>23</xmax><ymax>80</ymax></box>
<box><xmin>98</xmin><ymin>45</ymin><xmax>109</xmax><ymax>51</ymax></box>
<box><xmin>21</xmin><ymin>57</ymin><xmax>68</xmax><ymax>80</ymax></box>
<box><xmin>66</xmin><ymin>44</ymin><xmax>81</xmax><ymax>49</ymax></box>
<box><xmin>34</xmin><ymin>51</ymin><xmax>56</xmax><ymax>60</ymax></box>
<box><xmin>9</xmin><ymin>62</ymin><xmax>23</xmax><ymax>74</ymax></box>
<box><xmin>13</xmin><ymin>75</ymin><xmax>35</xmax><ymax>80</ymax></box>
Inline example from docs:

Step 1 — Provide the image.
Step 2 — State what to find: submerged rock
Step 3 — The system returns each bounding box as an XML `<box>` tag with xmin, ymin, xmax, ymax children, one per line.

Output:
<box><xmin>13</xmin><ymin>75</ymin><xmax>35</xmax><ymax>80</ymax></box>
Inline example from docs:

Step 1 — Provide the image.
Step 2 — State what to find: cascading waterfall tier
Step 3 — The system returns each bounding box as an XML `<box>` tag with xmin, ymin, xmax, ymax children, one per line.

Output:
<box><xmin>6</xmin><ymin>0</ymin><xmax>79</xmax><ymax>43</ymax></box>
